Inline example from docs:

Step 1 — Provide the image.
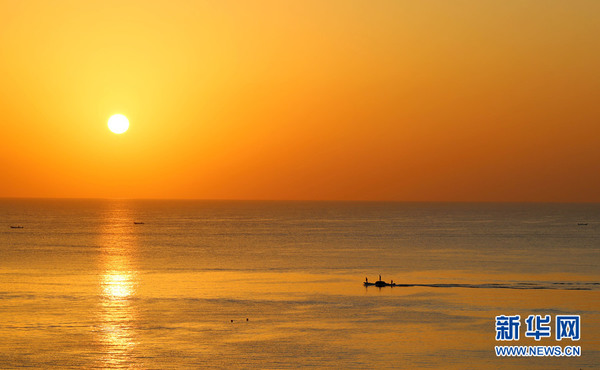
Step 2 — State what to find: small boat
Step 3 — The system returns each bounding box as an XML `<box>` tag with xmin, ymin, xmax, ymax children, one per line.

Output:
<box><xmin>364</xmin><ymin>281</ymin><xmax>398</xmax><ymax>287</ymax></box>
<box><xmin>364</xmin><ymin>275</ymin><xmax>397</xmax><ymax>287</ymax></box>
<box><xmin>578</xmin><ymin>223</ymin><xmax>588</xmax><ymax>226</ymax></box>
<box><xmin>133</xmin><ymin>222</ymin><xmax>145</xmax><ymax>225</ymax></box>
<box><xmin>10</xmin><ymin>226</ymin><xmax>24</xmax><ymax>229</ymax></box>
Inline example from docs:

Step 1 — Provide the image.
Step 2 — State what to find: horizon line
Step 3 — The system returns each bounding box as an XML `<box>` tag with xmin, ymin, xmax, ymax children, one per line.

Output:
<box><xmin>0</xmin><ymin>196</ymin><xmax>598</xmax><ymax>204</ymax></box>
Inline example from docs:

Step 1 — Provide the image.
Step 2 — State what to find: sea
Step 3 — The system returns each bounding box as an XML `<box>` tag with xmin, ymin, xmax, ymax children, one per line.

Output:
<box><xmin>0</xmin><ymin>199</ymin><xmax>598</xmax><ymax>369</ymax></box>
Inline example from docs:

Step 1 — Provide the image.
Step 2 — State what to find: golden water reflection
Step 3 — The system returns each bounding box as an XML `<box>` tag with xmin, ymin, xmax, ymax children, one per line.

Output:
<box><xmin>97</xmin><ymin>204</ymin><xmax>139</xmax><ymax>368</ymax></box>
<box><xmin>103</xmin><ymin>262</ymin><xmax>135</xmax><ymax>300</ymax></box>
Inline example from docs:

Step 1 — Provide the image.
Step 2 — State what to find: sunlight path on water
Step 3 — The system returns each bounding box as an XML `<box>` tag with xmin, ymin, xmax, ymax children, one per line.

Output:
<box><xmin>96</xmin><ymin>203</ymin><xmax>139</xmax><ymax>368</ymax></box>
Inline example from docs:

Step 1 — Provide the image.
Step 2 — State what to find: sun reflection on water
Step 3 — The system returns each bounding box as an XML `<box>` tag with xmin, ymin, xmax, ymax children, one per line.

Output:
<box><xmin>103</xmin><ymin>267</ymin><xmax>135</xmax><ymax>299</ymax></box>
<box><xmin>97</xmin><ymin>203</ymin><xmax>139</xmax><ymax>368</ymax></box>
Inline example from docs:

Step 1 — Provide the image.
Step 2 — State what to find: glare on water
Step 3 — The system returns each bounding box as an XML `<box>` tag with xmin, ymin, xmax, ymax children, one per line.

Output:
<box><xmin>97</xmin><ymin>205</ymin><xmax>138</xmax><ymax>368</ymax></box>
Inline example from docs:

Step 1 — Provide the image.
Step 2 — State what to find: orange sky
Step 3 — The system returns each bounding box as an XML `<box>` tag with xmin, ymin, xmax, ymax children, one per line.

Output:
<box><xmin>1</xmin><ymin>1</ymin><xmax>599</xmax><ymax>201</ymax></box>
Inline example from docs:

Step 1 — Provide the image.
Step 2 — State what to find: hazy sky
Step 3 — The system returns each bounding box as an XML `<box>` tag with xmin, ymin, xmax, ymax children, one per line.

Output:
<box><xmin>1</xmin><ymin>0</ymin><xmax>599</xmax><ymax>201</ymax></box>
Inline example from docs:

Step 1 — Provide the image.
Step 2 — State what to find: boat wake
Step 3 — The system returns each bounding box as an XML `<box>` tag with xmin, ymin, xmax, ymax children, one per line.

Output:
<box><xmin>365</xmin><ymin>282</ymin><xmax>599</xmax><ymax>291</ymax></box>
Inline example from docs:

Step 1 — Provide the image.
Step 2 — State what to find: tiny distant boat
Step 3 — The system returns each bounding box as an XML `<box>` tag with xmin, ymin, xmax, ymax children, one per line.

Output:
<box><xmin>364</xmin><ymin>276</ymin><xmax>397</xmax><ymax>287</ymax></box>
<box><xmin>578</xmin><ymin>223</ymin><xmax>588</xmax><ymax>226</ymax></box>
<box><xmin>364</xmin><ymin>281</ymin><xmax>398</xmax><ymax>287</ymax></box>
<box><xmin>134</xmin><ymin>222</ymin><xmax>145</xmax><ymax>225</ymax></box>
<box><xmin>10</xmin><ymin>226</ymin><xmax>24</xmax><ymax>229</ymax></box>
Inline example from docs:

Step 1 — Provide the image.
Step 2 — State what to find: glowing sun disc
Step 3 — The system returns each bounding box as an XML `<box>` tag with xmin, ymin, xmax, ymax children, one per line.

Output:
<box><xmin>108</xmin><ymin>114</ymin><xmax>129</xmax><ymax>134</ymax></box>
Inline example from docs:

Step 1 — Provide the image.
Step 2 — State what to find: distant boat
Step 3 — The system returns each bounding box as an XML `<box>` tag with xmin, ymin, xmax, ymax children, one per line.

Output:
<box><xmin>10</xmin><ymin>226</ymin><xmax>24</xmax><ymax>229</ymax></box>
<box><xmin>364</xmin><ymin>276</ymin><xmax>397</xmax><ymax>287</ymax></box>
<box><xmin>364</xmin><ymin>281</ymin><xmax>398</xmax><ymax>287</ymax></box>
<box><xmin>578</xmin><ymin>223</ymin><xmax>588</xmax><ymax>226</ymax></box>
<box><xmin>134</xmin><ymin>222</ymin><xmax>145</xmax><ymax>225</ymax></box>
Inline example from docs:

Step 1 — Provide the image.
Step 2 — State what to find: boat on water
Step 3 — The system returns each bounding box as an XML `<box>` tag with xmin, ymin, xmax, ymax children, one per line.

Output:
<box><xmin>364</xmin><ymin>275</ymin><xmax>397</xmax><ymax>287</ymax></box>
<box><xmin>10</xmin><ymin>226</ymin><xmax>24</xmax><ymax>229</ymax></box>
<box><xmin>364</xmin><ymin>281</ymin><xmax>398</xmax><ymax>287</ymax></box>
<box><xmin>134</xmin><ymin>222</ymin><xmax>145</xmax><ymax>225</ymax></box>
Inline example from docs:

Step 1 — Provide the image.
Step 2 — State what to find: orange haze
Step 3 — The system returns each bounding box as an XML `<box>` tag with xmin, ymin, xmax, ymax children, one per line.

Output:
<box><xmin>1</xmin><ymin>1</ymin><xmax>599</xmax><ymax>201</ymax></box>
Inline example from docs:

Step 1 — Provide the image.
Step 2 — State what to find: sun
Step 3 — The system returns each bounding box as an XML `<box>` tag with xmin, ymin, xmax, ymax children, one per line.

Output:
<box><xmin>108</xmin><ymin>114</ymin><xmax>129</xmax><ymax>134</ymax></box>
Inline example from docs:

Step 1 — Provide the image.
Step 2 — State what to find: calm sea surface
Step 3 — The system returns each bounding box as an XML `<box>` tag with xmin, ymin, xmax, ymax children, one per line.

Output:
<box><xmin>0</xmin><ymin>200</ymin><xmax>598</xmax><ymax>368</ymax></box>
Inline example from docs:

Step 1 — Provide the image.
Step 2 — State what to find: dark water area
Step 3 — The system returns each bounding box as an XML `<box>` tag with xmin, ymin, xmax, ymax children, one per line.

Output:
<box><xmin>1</xmin><ymin>200</ymin><xmax>599</xmax><ymax>368</ymax></box>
